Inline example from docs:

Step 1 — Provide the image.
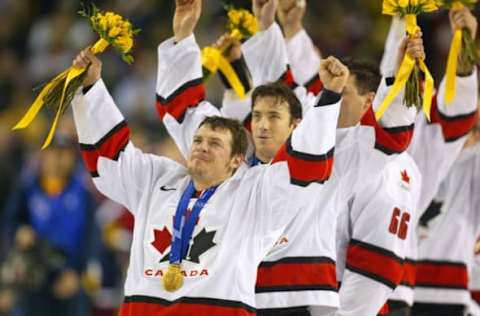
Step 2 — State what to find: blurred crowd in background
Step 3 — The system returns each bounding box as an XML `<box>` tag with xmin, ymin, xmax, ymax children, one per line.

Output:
<box><xmin>0</xmin><ymin>0</ymin><xmax>478</xmax><ymax>315</ymax></box>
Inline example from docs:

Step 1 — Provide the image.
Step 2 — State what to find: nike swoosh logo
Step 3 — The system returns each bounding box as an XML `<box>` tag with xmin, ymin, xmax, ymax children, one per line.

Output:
<box><xmin>160</xmin><ymin>185</ymin><xmax>176</xmax><ymax>191</ymax></box>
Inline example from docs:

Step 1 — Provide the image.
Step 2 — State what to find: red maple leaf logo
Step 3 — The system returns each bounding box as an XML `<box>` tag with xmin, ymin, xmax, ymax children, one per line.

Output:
<box><xmin>401</xmin><ymin>170</ymin><xmax>410</xmax><ymax>184</ymax></box>
<box><xmin>151</xmin><ymin>227</ymin><xmax>172</xmax><ymax>254</ymax></box>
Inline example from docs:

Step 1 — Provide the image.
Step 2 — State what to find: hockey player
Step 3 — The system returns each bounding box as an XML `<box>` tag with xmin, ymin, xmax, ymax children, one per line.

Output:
<box><xmin>69</xmin><ymin>0</ymin><xmax>344</xmax><ymax>315</ymax></box>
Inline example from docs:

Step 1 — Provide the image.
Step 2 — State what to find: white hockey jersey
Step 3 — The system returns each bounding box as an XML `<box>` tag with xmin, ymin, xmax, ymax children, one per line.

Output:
<box><xmin>330</xmin><ymin>152</ymin><xmax>421</xmax><ymax>316</ymax></box>
<box><xmin>413</xmin><ymin>143</ymin><xmax>480</xmax><ymax>307</ymax></box>
<box><xmin>71</xmin><ymin>56</ymin><xmax>340</xmax><ymax>315</ymax></box>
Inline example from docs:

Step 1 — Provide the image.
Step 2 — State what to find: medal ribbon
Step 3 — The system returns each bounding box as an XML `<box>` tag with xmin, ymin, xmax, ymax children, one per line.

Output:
<box><xmin>169</xmin><ymin>181</ymin><xmax>218</xmax><ymax>265</ymax></box>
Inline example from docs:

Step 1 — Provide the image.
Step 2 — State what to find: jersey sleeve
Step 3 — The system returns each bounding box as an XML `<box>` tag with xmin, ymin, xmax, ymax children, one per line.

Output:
<box><xmin>408</xmin><ymin>70</ymin><xmax>478</xmax><ymax>212</ymax></box>
<box><xmin>72</xmin><ymin>80</ymin><xmax>181</xmax><ymax>216</ymax></box>
<box><xmin>380</xmin><ymin>17</ymin><xmax>405</xmax><ymax>77</ymax></box>
<box><xmin>360</xmin><ymin>77</ymin><xmax>417</xmax><ymax>156</ymax></box>
<box><xmin>156</xmin><ymin>34</ymin><xmax>220</xmax><ymax>158</ymax></box>
<box><xmin>242</xmin><ymin>22</ymin><xmax>295</xmax><ymax>88</ymax></box>
<box><xmin>255</xmin><ymin>90</ymin><xmax>340</xmax><ymax>240</ymax></box>
<box><xmin>285</xmin><ymin>29</ymin><xmax>323</xmax><ymax>95</ymax></box>
<box><xmin>338</xmin><ymin>157</ymin><xmax>422</xmax><ymax>316</ymax></box>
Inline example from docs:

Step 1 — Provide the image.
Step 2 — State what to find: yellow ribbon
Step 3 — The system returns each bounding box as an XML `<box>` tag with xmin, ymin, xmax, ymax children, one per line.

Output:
<box><xmin>202</xmin><ymin>47</ymin><xmax>246</xmax><ymax>99</ymax></box>
<box><xmin>12</xmin><ymin>69</ymin><xmax>69</xmax><ymax>130</ymax></box>
<box><xmin>445</xmin><ymin>2</ymin><xmax>465</xmax><ymax>105</ymax></box>
<box><xmin>418</xmin><ymin>59</ymin><xmax>434</xmax><ymax>121</ymax></box>
<box><xmin>375</xmin><ymin>54</ymin><xmax>416</xmax><ymax>120</ymax></box>
<box><xmin>375</xmin><ymin>14</ymin><xmax>434</xmax><ymax>121</ymax></box>
<box><xmin>13</xmin><ymin>38</ymin><xmax>110</xmax><ymax>149</ymax></box>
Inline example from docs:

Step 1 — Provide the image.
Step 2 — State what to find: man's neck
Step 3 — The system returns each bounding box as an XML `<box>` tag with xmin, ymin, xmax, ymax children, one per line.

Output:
<box><xmin>254</xmin><ymin>151</ymin><xmax>273</xmax><ymax>164</ymax></box>
<box><xmin>192</xmin><ymin>175</ymin><xmax>228</xmax><ymax>192</ymax></box>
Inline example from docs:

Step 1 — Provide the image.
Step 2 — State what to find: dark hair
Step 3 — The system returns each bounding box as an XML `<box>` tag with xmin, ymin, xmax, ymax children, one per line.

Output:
<box><xmin>198</xmin><ymin>116</ymin><xmax>248</xmax><ymax>157</ymax></box>
<box><xmin>251</xmin><ymin>82</ymin><xmax>302</xmax><ymax>122</ymax></box>
<box><xmin>342</xmin><ymin>58</ymin><xmax>381</xmax><ymax>95</ymax></box>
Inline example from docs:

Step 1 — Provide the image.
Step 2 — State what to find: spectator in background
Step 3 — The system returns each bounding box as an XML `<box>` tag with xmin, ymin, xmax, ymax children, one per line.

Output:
<box><xmin>1</xmin><ymin>128</ymin><xmax>97</xmax><ymax>316</ymax></box>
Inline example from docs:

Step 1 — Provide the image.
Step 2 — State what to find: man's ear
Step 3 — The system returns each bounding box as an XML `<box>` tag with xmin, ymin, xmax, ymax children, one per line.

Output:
<box><xmin>362</xmin><ymin>92</ymin><xmax>375</xmax><ymax>114</ymax></box>
<box><xmin>230</xmin><ymin>154</ymin><xmax>245</xmax><ymax>170</ymax></box>
<box><xmin>291</xmin><ymin>118</ymin><xmax>301</xmax><ymax>129</ymax></box>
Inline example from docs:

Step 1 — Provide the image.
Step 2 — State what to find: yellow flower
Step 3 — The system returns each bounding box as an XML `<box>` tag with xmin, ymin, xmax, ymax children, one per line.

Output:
<box><xmin>228</xmin><ymin>10</ymin><xmax>241</xmax><ymax>26</ymax></box>
<box><xmin>108</xmin><ymin>27</ymin><xmax>122</xmax><ymax>38</ymax></box>
<box><xmin>422</xmin><ymin>0</ymin><xmax>439</xmax><ymax>11</ymax></box>
<box><xmin>115</xmin><ymin>36</ymin><xmax>133</xmax><ymax>53</ymax></box>
<box><xmin>95</xmin><ymin>14</ymin><xmax>108</xmax><ymax>32</ymax></box>
<box><xmin>399</xmin><ymin>0</ymin><xmax>409</xmax><ymax>7</ymax></box>
<box><xmin>227</xmin><ymin>8</ymin><xmax>257</xmax><ymax>38</ymax></box>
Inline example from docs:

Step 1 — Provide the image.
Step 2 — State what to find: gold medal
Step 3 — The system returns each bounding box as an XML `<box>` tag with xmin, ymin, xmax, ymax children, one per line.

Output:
<box><xmin>162</xmin><ymin>264</ymin><xmax>184</xmax><ymax>292</ymax></box>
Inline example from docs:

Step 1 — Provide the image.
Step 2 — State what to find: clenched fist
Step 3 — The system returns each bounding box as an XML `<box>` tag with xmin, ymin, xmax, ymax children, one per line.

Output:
<box><xmin>253</xmin><ymin>0</ymin><xmax>279</xmax><ymax>31</ymax></box>
<box><xmin>319</xmin><ymin>56</ymin><xmax>349</xmax><ymax>94</ymax></box>
<box><xmin>72</xmin><ymin>48</ymin><xmax>102</xmax><ymax>87</ymax></box>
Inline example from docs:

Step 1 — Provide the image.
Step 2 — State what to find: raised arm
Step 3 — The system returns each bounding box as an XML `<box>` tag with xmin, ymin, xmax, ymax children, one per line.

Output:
<box><xmin>157</xmin><ymin>0</ymin><xmax>220</xmax><ymax>158</ymax></box>
<box><xmin>72</xmin><ymin>50</ymin><xmax>180</xmax><ymax>216</ymax></box>
<box><xmin>360</xmin><ymin>33</ymin><xmax>426</xmax><ymax>156</ymax></box>
<box><xmin>278</xmin><ymin>0</ymin><xmax>323</xmax><ymax>95</ymax></box>
<box><xmin>242</xmin><ymin>0</ymin><xmax>294</xmax><ymax>88</ymax></box>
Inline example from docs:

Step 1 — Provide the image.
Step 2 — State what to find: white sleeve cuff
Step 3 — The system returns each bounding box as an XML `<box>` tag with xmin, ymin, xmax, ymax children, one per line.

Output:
<box><xmin>72</xmin><ymin>79</ymin><xmax>124</xmax><ymax>144</ymax></box>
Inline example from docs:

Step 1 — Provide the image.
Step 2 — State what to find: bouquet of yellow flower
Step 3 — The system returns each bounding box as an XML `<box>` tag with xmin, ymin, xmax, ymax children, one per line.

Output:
<box><xmin>201</xmin><ymin>6</ymin><xmax>258</xmax><ymax>98</ymax></box>
<box><xmin>377</xmin><ymin>0</ymin><xmax>439</xmax><ymax>120</ymax></box>
<box><xmin>13</xmin><ymin>3</ymin><xmax>139</xmax><ymax>149</ymax></box>
<box><xmin>438</xmin><ymin>0</ymin><xmax>478</xmax><ymax>104</ymax></box>
<box><xmin>226</xmin><ymin>7</ymin><xmax>259</xmax><ymax>41</ymax></box>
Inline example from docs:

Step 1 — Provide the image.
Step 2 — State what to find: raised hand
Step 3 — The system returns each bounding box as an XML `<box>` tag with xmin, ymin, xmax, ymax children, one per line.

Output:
<box><xmin>319</xmin><ymin>56</ymin><xmax>349</xmax><ymax>94</ymax></box>
<box><xmin>212</xmin><ymin>34</ymin><xmax>242</xmax><ymax>62</ymax></box>
<box><xmin>252</xmin><ymin>0</ymin><xmax>279</xmax><ymax>31</ymax></box>
<box><xmin>450</xmin><ymin>6</ymin><xmax>477</xmax><ymax>39</ymax></box>
<box><xmin>395</xmin><ymin>31</ymin><xmax>425</xmax><ymax>73</ymax></box>
<box><xmin>174</xmin><ymin>0</ymin><xmax>202</xmax><ymax>42</ymax></box>
<box><xmin>277</xmin><ymin>0</ymin><xmax>306</xmax><ymax>39</ymax></box>
<box><xmin>73</xmin><ymin>48</ymin><xmax>102</xmax><ymax>87</ymax></box>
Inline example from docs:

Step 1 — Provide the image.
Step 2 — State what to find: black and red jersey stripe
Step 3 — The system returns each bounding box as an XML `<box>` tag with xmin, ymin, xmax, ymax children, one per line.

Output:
<box><xmin>472</xmin><ymin>290</ymin><xmax>480</xmax><ymax>304</ymax></box>
<box><xmin>429</xmin><ymin>95</ymin><xmax>478</xmax><ymax>143</ymax></box>
<box><xmin>304</xmin><ymin>74</ymin><xmax>323</xmax><ymax>96</ymax></box>
<box><xmin>119</xmin><ymin>295</ymin><xmax>255</xmax><ymax>316</ymax></box>
<box><xmin>360</xmin><ymin>106</ymin><xmax>414</xmax><ymax>155</ymax></box>
<box><xmin>255</xmin><ymin>257</ymin><xmax>337</xmax><ymax>293</ymax></box>
<box><xmin>80</xmin><ymin>121</ymin><xmax>130</xmax><ymax>178</ymax></box>
<box><xmin>415</xmin><ymin>260</ymin><xmax>468</xmax><ymax>290</ymax></box>
<box><xmin>346</xmin><ymin>239</ymin><xmax>404</xmax><ymax>289</ymax></box>
<box><xmin>272</xmin><ymin>136</ymin><xmax>334</xmax><ymax>187</ymax></box>
<box><xmin>400</xmin><ymin>258</ymin><xmax>416</xmax><ymax>288</ymax></box>
<box><xmin>279</xmin><ymin>66</ymin><xmax>298</xmax><ymax>89</ymax></box>
<box><xmin>156</xmin><ymin>78</ymin><xmax>206</xmax><ymax>123</ymax></box>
